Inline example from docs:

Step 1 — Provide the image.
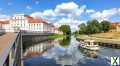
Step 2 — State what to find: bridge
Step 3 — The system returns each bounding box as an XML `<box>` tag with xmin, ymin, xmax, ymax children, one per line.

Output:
<box><xmin>0</xmin><ymin>31</ymin><xmax>53</xmax><ymax>66</ymax></box>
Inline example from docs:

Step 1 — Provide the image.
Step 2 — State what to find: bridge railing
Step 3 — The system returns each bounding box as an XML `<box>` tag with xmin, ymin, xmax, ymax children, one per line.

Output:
<box><xmin>2</xmin><ymin>31</ymin><xmax>23</xmax><ymax>66</ymax></box>
<box><xmin>13</xmin><ymin>31</ymin><xmax>23</xmax><ymax>66</ymax></box>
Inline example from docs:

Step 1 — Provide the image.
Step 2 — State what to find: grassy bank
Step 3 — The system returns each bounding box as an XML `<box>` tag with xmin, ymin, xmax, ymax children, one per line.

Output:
<box><xmin>48</xmin><ymin>34</ymin><xmax>65</xmax><ymax>39</ymax></box>
<box><xmin>77</xmin><ymin>32</ymin><xmax>120</xmax><ymax>44</ymax></box>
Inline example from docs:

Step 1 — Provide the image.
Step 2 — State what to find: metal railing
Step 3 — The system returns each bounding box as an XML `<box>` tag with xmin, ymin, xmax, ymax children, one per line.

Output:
<box><xmin>13</xmin><ymin>31</ymin><xmax>23</xmax><ymax>66</ymax></box>
<box><xmin>3</xmin><ymin>31</ymin><xmax>23</xmax><ymax>66</ymax></box>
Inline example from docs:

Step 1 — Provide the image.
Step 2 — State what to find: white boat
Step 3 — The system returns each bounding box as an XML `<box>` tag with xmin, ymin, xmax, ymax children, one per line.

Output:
<box><xmin>79</xmin><ymin>40</ymin><xmax>100</xmax><ymax>51</ymax></box>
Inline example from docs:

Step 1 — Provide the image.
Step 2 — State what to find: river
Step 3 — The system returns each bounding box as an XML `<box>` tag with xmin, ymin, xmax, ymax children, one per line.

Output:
<box><xmin>23</xmin><ymin>36</ymin><xmax>120</xmax><ymax>66</ymax></box>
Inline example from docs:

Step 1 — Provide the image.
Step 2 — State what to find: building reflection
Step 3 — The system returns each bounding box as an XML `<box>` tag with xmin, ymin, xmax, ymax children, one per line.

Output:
<box><xmin>23</xmin><ymin>37</ymin><xmax>81</xmax><ymax>66</ymax></box>
<box><xmin>23</xmin><ymin>40</ymin><xmax>54</xmax><ymax>59</ymax></box>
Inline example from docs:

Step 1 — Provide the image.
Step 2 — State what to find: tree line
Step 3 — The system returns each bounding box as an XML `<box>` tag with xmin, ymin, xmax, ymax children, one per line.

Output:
<box><xmin>59</xmin><ymin>25</ymin><xmax>71</xmax><ymax>36</ymax></box>
<box><xmin>79</xmin><ymin>19</ymin><xmax>114</xmax><ymax>35</ymax></box>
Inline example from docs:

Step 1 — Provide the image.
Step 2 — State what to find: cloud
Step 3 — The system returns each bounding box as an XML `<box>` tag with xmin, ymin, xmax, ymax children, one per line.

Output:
<box><xmin>118</xmin><ymin>8</ymin><xmax>120</xmax><ymax>15</ymax></box>
<box><xmin>35</xmin><ymin>1</ymin><xmax>39</xmax><ymax>5</ymax></box>
<box><xmin>31</xmin><ymin>2</ymin><xmax>86</xmax><ymax>18</ymax></box>
<box><xmin>90</xmin><ymin>8</ymin><xmax>119</xmax><ymax>21</ymax></box>
<box><xmin>42</xmin><ymin>9</ymin><xmax>56</xmax><ymax>16</ymax></box>
<box><xmin>31</xmin><ymin>12</ymin><xmax>42</xmax><ymax>18</ymax></box>
<box><xmin>31</xmin><ymin>9</ymin><xmax>56</xmax><ymax>19</ymax></box>
<box><xmin>86</xmin><ymin>9</ymin><xmax>95</xmax><ymax>13</ymax></box>
<box><xmin>54</xmin><ymin>18</ymin><xmax>85</xmax><ymax>32</ymax></box>
<box><xmin>0</xmin><ymin>14</ymin><xmax>9</xmax><ymax>19</ymax></box>
<box><xmin>26</xmin><ymin>5</ymin><xmax>32</xmax><ymax>10</ymax></box>
<box><xmin>0</xmin><ymin>14</ymin><xmax>10</xmax><ymax>21</ymax></box>
<box><xmin>30</xmin><ymin>2</ymin><xmax>87</xmax><ymax>31</ymax></box>
<box><xmin>55</xmin><ymin>2</ymin><xmax>79</xmax><ymax>14</ymax></box>
<box><xmin>55</xmin><ymin>2</ymin><xmax>86</xmax><ymax>17</ymax></box>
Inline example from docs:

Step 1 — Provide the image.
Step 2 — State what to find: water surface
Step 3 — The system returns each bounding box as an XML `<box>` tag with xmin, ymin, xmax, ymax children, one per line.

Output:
<box><xmin>23</xmin><ymin>36</ymin><xmax>120</xmax><ymax>66</ymax></box>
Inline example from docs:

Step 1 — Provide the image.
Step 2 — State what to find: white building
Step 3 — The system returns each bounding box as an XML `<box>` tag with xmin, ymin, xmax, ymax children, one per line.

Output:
<box><xmin>0</xmin><ymin>14</ymin><xmax>57</xmax><ymax>33</ymax></box>
<box><xmin>0</xmin><ymin>22</ymin><xmax>3</xmax><ymax>33</ymax></box>
<box><xmin>0</xmin><ymin>20</ymin><xmax>9</xmax><ymax>32</ymax></box>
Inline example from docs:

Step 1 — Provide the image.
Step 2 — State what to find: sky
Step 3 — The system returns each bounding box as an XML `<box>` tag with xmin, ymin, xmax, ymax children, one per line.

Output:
<box><xmin>0</xmin><ymin>0</ymin><xmax>120</xmax><ymax>31</ymax></box>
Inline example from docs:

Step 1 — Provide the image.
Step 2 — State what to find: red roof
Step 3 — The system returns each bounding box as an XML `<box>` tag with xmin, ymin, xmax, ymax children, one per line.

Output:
<box><xmin>25</xmin><ymin>16</ymin><xmax>48</xmax><ymax>24</ymax></box>
<box><xmin>112</xmin><ymin>22</ymin><xmax>120</xmax><ymax>27</ymax></box>
<box><xmin>0</xmin><ymin>20</ymin><xmax>9</xmax><ymax>24</ymax></box>
<box><xmin>0</xmin><ymin>15</ymin><xmax>51</xmax><ymax>25</ymax></box>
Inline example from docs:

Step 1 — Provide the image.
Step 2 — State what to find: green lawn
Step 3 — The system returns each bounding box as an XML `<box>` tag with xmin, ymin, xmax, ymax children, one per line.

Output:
<box><xmin>48</xmin><ymin>34</ymin><xmax>65</xmax><ymax>39</ymax></box>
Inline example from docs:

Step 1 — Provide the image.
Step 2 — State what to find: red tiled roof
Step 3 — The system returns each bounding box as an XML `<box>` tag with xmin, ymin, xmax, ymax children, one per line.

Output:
<box><xmin>0</xmin><ymin>20</ymin><xmax>9</xmax><ymax>24</ymax></box>
<box><xmin>0</xmin><ymin>15</ymin><xmax>52</xmax><ymax>25</ymax></box>
<box><xmin>25</xmin><ymin>16</ymin><xmax>48</xmax><ymax>24</ymax></box>
<box><xmin>112</xmin><ymin>22</ymin><xmax>120</xmax><ymax>27</ymax></box>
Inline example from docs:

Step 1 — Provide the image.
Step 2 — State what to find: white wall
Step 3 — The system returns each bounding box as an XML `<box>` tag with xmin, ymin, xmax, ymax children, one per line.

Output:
<box><xmin>2</xmin><ymin>14</ymin><xmax>56</xmax><ymax>33</ymax></box>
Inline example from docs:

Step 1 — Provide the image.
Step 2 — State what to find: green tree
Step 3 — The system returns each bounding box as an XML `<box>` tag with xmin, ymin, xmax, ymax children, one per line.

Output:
<box><xmin>78</xmin><ymin>19</ymin><xmax>113</xmax><ymax>35</ymax></box>
<box><xmin>101</xmin><ymin>20</ymin><xmax>112</xmax><ymax>32</ymax></box>
<box><xmin>79</xmin><ymin>23</ymin><xmax>87</xmax><ymax>34</ymax></box>
<box><xmin>59</xmin><ymin>25</ymin><xmax>71</xmax><ymax>36</ymax></box>
<box><xmin>86</xmin><ymin>19</ymin><xmax>101</xmax><ymax>34</ymax></box>
<box><xmin>59</xmin><ymin>37</ymin><xmax>70</xmax><ymax>47</ymax></box>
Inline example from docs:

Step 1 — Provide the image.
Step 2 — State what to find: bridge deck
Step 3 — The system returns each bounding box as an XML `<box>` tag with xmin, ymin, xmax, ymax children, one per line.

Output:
<box><xmin>0</xmin><ymin>32</ymin><xmax>17</xmax><ymax>65</ymax></box>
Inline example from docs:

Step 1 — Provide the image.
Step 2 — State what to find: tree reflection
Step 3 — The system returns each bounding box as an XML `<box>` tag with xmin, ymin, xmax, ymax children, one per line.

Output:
<box><xmin>59</xmin><ymin>37</ymin><xmax>71</xmax><ymax>47</ymax></box>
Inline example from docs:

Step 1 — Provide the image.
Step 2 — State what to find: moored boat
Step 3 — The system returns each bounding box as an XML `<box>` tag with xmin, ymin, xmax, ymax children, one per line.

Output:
<box><xmin>79</xmin><ymin>40</ymin><xmax>100</xmax><ymax>51</ymax></box>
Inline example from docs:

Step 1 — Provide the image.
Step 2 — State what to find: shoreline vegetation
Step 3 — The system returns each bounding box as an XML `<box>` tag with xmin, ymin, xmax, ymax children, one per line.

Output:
<box><xmin>48</xmin><ymin>24</ymin><xmax>71</xmax><ymax>39</ymax></box>
<box><xmin>75</xmin><ymin>19</ymin><xmax>120</xmax><ymax>46</ymax></box>
<box><xmin>48</xmin><ymin>34</ymin><xmax>65</xmax><ymax>39</ymax></box>
<box><xmin>76</xmin><ymin>31</ymin><xmax>120</xmax><ymax>44</ymax></box>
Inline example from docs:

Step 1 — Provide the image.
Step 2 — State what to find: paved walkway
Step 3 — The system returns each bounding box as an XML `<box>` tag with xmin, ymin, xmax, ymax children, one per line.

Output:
<box><xmin>0</xmin><ymin>32</ymin><xmax>17</xmax><ymax>65</ymax></box>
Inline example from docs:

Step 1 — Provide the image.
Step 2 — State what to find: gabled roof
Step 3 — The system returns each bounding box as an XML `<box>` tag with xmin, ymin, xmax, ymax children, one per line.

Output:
<box><xmin>0</xmin><ymin>15</ymin><xmax>51</xmax><ymax>25</ymax></box>
<box><xmin>25</xmin><ymin>16</ymin><xmax>48</xmax><ymax>24</ymax></box>
<box><xmin>0</xmin><ymin>20</ymin><xmax>9</xmax><ymax>24</ymax></box>
<box><xmin>112</xmin><ymin>22</ymin><xmax>120</xmax><ymax>27</ymax></box>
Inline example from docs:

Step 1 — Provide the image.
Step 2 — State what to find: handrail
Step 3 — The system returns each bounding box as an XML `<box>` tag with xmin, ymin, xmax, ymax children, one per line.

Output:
<box><xmin>13</xmin><ymin>31</ymin><xmax>23</xmax><ymax>66</ymax></box>
<box><xmin>1</xmin><ymin>31</ymin><xmax>23</xmax><ymax>66</ymax></box>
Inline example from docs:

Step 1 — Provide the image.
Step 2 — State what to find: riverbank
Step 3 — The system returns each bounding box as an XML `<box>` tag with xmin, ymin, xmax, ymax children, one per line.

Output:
<box><xmin>48</xmin><ymin>34</ymin><xmax>65</xmax><ymax>39</ymax></box>
<box><xmin>76</xmin><ymin>32</ymin><xmax>120</xmax><ymax>45</ymax></box>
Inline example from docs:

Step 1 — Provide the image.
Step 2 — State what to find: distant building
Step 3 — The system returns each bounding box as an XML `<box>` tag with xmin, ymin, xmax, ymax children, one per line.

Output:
<box><xmin>0</xmin><ymin>22</ymin><xmax>2</xmax><ymax>32</ymax></box>
<box><xmin>0</xmin><ymin>14</ymin><xmax>59</xmax><ymax>33</ymax></box>
<box><xmin>54</xmin><ymin>27</ymin><xmax>63</xmax><ymax>34</ymax></box>
<box><xmin>0</xmin><ymin>22</ymin><xmax>2</xmax><ymax>29</ymax></box>
<box><xmin>0</xmin><ymin>21</ymin><xmax>6</xmax><ymax>34</ymax></box>
<box><xmin>112</xmin><ymin>22</ymin><xmax>120</xmax><ymax>31</ymax></box>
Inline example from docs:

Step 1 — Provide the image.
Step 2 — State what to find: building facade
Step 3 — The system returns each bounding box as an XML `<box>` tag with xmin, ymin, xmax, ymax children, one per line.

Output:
<box><xmin>0</xmin><ymin>14</ymin><xmax>58</xmax><ymax>33</ymax></box>
<box><xmin>112</xmin><ymin>22</ymin><xmax>120</xmax><ymax>31</ymax></box>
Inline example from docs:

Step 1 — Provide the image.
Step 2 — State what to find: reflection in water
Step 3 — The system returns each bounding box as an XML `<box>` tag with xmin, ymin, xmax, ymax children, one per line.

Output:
<box><xmin>79</xmin><ymin>48</ymin><xmax>98</xmax><ymax>58</ymax></box>
<box><xmin>59</xmin><ymin>37</ymin><xmax>71</xmax><ymax>47</ymax></box>
<box><xmin>24</xmin><ymin>36</ymin><xmax>120</xmax><ymax>66</ymax></box>
<box><xmin>23</xmin><ymin>40</ymin><xmax>54</xmax><ymax>59</ymax></box>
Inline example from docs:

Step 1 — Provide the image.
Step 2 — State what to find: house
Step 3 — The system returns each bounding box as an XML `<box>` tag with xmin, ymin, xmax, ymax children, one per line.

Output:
<box><xmin>112</xmin><ymin>22</ymin><xmax>120</xmax><ymax>31</ymax></box>
<box><xmin>0</xmin><ymin>14</ymin><xmax>57</xmax><ymax>33</ymax></box>
<box><xmin>54</xmin><ymin>27</ymin><xmax>63</xmax><ymax>34</ymax></box>
<box><xmin>0</xmin><ymin>21</ymin><xmax>6</xmax><ymax>34</ymax></box>
<box><xmin>0</xmin><ymin>22</ymin><xmax>2</xmax><ymax>32</ymax></box>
